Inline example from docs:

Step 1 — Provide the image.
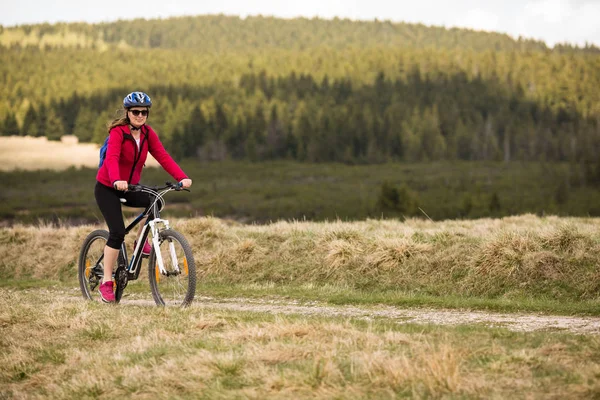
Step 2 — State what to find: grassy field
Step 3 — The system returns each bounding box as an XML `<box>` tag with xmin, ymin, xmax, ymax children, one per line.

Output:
<box><xmin>1</xmin><ymin>289</ymin><xmax>599</xmax><ymax>399</ymax></box>
<box><xmin>2</xmin><ymin>216</ymin><xmax>600</xmax><ymax>397</ymax></box>
<box><xmin>2</xmin><ymin>215</ymin><xmax>600</xmax><ymax>311</ymax></box>
<box><xmin>2</xmin><ymin>156</ymin><xmax>600</xmax><ymax>226</ymax></box>
<box><xmin>4</xmin><ymin>136</ymin><xmax>600</xmax><ymax>225</ymax></box>
<box><xmin>3</xmin><ymin>136</ymin><xmax>600</xmax><ymax>397</ymax></box>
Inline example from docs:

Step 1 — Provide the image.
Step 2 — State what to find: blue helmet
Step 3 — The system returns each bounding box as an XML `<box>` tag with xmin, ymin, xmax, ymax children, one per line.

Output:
<box><xmin>123</xmin><ymin>91</ymin><xmax>152</xmax><ymax>108</ymax></box>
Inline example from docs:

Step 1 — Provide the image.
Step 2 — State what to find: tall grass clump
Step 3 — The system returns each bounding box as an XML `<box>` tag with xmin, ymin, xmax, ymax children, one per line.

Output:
<box><xmin>2</xmin><ymin>214</ymin><xmax>600</xmax><ymax>301</ymax></box>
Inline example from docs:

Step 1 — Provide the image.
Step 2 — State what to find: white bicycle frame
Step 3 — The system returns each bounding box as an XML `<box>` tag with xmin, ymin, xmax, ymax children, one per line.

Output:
<box><xmin>149</xmin><ymin>218</ymin><xmax>181</xmax><ymax>276</ymax></box>
<box><xmin>124</xmin><ymin>185</ymin><xmax>182</xmax><ymax>277</ymax></box>
<box><xmin>142</xmin><ymin>186</ymin><xmax>181</xmax><ymax>276</ymax></box>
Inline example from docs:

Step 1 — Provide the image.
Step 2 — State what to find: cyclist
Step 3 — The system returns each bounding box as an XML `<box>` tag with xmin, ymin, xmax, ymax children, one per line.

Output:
<box><xmin>95</xmin><ymin>91</ymin><xmax>192</xmax><ymax>303</ymax></box>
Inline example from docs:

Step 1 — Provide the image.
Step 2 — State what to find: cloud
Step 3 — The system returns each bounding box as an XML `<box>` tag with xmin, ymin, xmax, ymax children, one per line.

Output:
<box><xmin>456</xmin><ymin>8</ymin><xmax>500</xmax><ymax>33</ymax></box>
<box><xmin>524</xmin><ymin>0</ymin><xmax>573</xmax><ymax>23</ymax></box>
<box><xmin>516</xmin><ymin>0</ymin><xmax>600</xmax><ymax>45</ymax></box>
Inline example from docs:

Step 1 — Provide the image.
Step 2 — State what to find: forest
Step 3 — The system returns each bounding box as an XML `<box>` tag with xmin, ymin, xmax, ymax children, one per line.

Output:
<box><xmin>1</xmin><ymin>15</ymin><xmax>600</xmax><ymax>217</ymax></box>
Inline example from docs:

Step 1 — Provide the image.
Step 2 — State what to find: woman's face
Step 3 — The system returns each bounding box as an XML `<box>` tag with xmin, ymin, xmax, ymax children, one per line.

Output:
<box><xmin>128</xmin><ymin>107</ymin><xmax>149</xmax><ymax>128</ymax></box>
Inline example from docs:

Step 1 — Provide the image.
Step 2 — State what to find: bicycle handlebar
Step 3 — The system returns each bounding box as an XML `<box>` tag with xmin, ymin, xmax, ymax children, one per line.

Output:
<box><xmin>127</xmin><ymin>182</ymin><xmax>189</xmax><ymax>192</ymax></box>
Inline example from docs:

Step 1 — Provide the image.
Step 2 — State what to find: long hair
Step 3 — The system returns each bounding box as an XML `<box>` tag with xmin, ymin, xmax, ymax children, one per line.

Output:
<box><xmin>107</xmin><ymin>108</ymin><xmax>129</xmax><ymax>132</ymax></box>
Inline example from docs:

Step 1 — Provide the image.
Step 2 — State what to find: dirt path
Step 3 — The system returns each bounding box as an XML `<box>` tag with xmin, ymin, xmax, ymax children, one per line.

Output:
<box><xmin>113</xmin><ymin>295</ymin><xmax>600</xmax><ymax>335</ymax></box>
<box><xmin>45</xmin><ymin>287</ymin><xmax>599</xmax><ymax>335</ymax></box>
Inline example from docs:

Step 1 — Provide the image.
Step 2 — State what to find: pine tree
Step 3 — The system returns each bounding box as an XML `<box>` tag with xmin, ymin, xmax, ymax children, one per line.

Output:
<box><xmin>421</xmin><ymin>106</ymin><xmax>447</xmax><ymax>160</ymax></box>
<box><xmin>45</xmin><ymin>108</ymin><xmax>65</xmax><ymax>140</ymax></box>
<box><xmin>92</xmin><ymin>111</ymin><xmax>111</xmax><ymax>144</ymax></box>
<box><xmin>2</xmin><ymin>112</ymin><xmax>20</xmax><ymax>136</ymax></box>
<box><xmin>21</xmin><ymin>105</ymin><xmax>38</xmax><ymax>137</ymax></box>
<box><xmin>292</xmin><ymin>105</ymin><xmax>312</xmax><ymax>162</ymax></box>
<box><xmin>266</xmin><ymin>104</ymin><xmax>285</xmax><ymax>159</ymax></box>
<box><xmin>36</xmin><ymin>103</ymin><xmax>48</xmax><ymax>137</ymax></box>
<box><xmin>226</xmin><ymin>114</ymin><xmax>247</xmax><ymax>160</ymax></box>
<box><xmin>213</xmin><ymin>102</ymin><xmax>229</xmax><ymax>140</ymax></box>
<box><xmin>72</xmin><ymin>107</ymin><xmax>97</xmax><ymax>142</ymax></box>
<box><xmin>183</xmin><ymin>105</ymin><xmax>207</xmax><ymax>157</ymax></box>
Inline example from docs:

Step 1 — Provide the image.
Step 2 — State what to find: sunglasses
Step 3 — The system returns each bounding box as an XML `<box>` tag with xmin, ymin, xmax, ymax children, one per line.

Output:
<box><xmin>129</xmin><ymin>109</ymin><xmax>149</xmax><ymax>117</ymax></box>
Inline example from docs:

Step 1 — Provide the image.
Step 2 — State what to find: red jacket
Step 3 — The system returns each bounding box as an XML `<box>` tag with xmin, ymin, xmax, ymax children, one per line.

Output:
<box><xmin>96</xmin><ymin>125</ymin><xmax>188</xmax><ymax>188</ymax></box>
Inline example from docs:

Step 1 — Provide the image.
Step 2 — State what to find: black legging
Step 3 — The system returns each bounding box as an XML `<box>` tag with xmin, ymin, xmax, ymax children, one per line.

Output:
<box><xmin>94</xmin><ymin>182</ymin><xmax>151</xmax><ymax>249</ymax></box>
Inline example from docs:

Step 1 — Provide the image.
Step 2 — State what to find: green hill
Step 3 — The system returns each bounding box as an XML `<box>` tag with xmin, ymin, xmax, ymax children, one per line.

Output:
<box><xmin>0</xmin><ymin>14</ymin><xmax>559</xmax><ymax>52</ymax></box>
<box><xmin>0</xmin><ymin>14</ymin><xmax>599</xmax><ymax>169</ymax></box>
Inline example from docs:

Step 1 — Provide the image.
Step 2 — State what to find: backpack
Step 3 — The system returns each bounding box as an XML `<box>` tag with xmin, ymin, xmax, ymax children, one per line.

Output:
<box><xmin>98</xmin><ymin>136</ymin><xmax>110</xmax><ymax>168</ymax></box>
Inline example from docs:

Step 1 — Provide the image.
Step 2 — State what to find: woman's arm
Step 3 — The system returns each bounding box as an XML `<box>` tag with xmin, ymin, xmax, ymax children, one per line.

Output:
<box><xmin>106</xmin><ymin>127</ymin><xmax>125</xmax><ymax>185</ymax></box>
<box><xmin>147</xmin><ymin>127</ymin><xmax>188</xmax><ymax>182</ymax></box>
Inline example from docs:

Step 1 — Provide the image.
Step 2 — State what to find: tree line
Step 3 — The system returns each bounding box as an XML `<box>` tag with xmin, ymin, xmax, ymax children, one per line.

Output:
<box><xmin>1</xmin><ymin>15</ymin><xmax>599</xmax><ymax>170</ymax></box>
<box><xmin>5</xmin><ymin>14</ymin><xmax>594</xmax><ymax>53</ymax></box>
<box><xmin>3</xmin><ymin>69</ymin><xmax>600</xmax><ymax>169</ymax></box>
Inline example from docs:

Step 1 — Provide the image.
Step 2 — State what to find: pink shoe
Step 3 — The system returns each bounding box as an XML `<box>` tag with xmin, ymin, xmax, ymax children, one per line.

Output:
<box><xmin>98</xmin><ymin>281</ymin><xmax>115</xmax><ymax>303</ymax></box>
<box><xmin>135</xmin><ymin>239</ymin><xmax>152</xmax><ymax>257</ymax></box>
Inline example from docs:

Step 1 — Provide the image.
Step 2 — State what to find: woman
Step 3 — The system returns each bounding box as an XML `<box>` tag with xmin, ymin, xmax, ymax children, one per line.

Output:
<box><xmin>95</xmin><ymin>91</ymin><xmax>192</xmax><ymax>303</ymax></box>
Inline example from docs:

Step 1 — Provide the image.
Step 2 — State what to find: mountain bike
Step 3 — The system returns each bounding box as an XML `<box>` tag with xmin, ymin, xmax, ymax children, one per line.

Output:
<box><xmin>77</xmin><ymin>182</ymin><xmax>196</xmax><ymax>306</ymax></box>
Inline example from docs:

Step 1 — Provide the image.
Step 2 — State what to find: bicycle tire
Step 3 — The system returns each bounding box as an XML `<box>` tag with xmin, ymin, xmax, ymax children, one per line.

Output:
<box><xmin>78</xmin><ymin>229</ymin><xmax>126</xmax><ymax>302</ymax></box>
<box><xmin>148</xmin><ymin>229</ymin><xmax>196</xmax><ymax>307</ymax></box>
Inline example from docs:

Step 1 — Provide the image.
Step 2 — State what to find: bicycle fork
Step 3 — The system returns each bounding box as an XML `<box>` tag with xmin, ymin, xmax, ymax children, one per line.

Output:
<box><xmin>149</xmin><ymin>218</ymin><xmax>181</xmax><ymax>276</ymax></box>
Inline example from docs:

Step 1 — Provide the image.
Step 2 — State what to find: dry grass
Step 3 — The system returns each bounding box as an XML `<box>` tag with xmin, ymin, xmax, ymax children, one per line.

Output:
<box><xmin>0</xmin><ymin>136</ymin><xmax>158</xmax><ymax>171</ymax></box>
<box><xmin>2</xmin><ymin>214</ymin><xmax>600</xmax><ymax>302</ymax></box>
<box><xmin>3</xmin><ymin>216</ymin><xmax>600</xmax><ymax>397</ymax></box>
<box><xmin>1</xmin><ymin>289</ymin><xmax>599</xmax><ymax>399</ymax></box>
<box><xmin>183</xmin><ymin>215</ymin><xmax>600</xmax><ymax>300</ymax></box>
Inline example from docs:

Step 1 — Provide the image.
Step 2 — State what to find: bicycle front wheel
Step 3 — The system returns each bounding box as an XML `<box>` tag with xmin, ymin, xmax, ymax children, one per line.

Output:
<box><xmin>148</xmin><ymin>229</ymin><xmax>196</xmax><ymax>306</ymax></box>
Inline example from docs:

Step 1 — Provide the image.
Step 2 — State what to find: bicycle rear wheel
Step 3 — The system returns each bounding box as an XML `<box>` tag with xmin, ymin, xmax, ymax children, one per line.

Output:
<box><xmin>148</xmin><ymin>229</ymin><xmax>196</xmax><ymax>306</ymax></box>
<box><xmin>78</xmin><ymin>229</ymin><xmax>125</xmax><ymax>302</ymax></box>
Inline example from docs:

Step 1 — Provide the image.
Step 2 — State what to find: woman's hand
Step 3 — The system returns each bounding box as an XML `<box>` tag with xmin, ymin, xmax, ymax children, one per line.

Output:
<box><xmin>114</xmin><ymin>180</ymin><xmax>128</xmax><ymax>191</ymax></box>
<box><xmin>180</xmin><ymin>178</ymin><xmax>192</xmax><ymax>188</ymax></box>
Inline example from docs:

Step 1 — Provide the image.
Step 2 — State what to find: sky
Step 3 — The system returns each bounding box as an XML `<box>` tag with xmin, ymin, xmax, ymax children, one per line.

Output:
<box><xmin>2</xmin><ymin>0</ymin><xmax>599</xmax><ymax>47</ymax></box>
